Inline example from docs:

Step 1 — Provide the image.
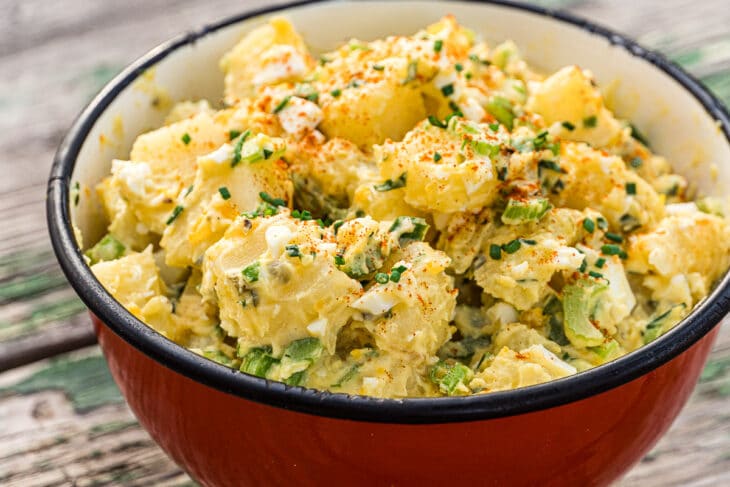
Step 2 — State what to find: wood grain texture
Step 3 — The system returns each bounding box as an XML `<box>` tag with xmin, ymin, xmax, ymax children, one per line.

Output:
<box><xmin>0</xmin><ymin>0</ymin><xmax>728</xmax><ymax>485</ymax></box>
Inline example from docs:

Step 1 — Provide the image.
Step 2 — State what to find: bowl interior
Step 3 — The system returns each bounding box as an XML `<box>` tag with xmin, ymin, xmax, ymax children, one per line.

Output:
<box><xmin>70</xmin><ymin>0</ymin><xmax>730</xmax><ymax>246</ymax></box>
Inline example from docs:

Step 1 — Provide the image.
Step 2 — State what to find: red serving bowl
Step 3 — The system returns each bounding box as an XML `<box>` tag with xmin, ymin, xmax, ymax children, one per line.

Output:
<box><xmin>48</xmin><ymin>1</ymin><xmax>730</xmax><ymax>486</ymax></box>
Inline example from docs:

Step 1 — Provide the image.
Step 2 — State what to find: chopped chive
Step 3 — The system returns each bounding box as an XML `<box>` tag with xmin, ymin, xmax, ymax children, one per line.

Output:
<box><xmin>375</xmin><ymin>272</ymin><xmax>389</xmax><ymax>284</ymax></box>
<box><xmin>489</xmin><ymin>244</ymin><xmax>502</xmax><ymax>260</ymax></box>
<box><xmin>231</xmin><ymin>129</ymin><xmax>251</xmax><ymax>167</ymax></box>
<box><xmin>333</xmin><ymin>220</ymin><xmax>344</xmax><ymax>235</ymax></box>
<box><xmin>218</xmin><ymin>187</ymin><xmax>231</xmax><ymax>200</ymax></box>
<box><xmin>434</xmin><ymin>152</ymin><xmax>442</xmax><ymax>162</ymax></box>
<box><xmin>630</xmin><ymin>157</ymin><xmax>643</xmax><ymax>168</ymax></box>
<box><xmin>489</xmin><ymin>123</ymin><xmax>500</xmax><ymax>132</ymax></box>
<box><xmin>521</xmin><ymin>239</ymin><xmax>537</xmax><ymax>245</ymax></box>
<box><xmin>588</xmin><ymin>270</ymin><xmax>603</xmax><ymax>279</ymax></box>
<box><xmin>285</xmin><ymin>244</ymin><xmax>301</xmax><ymax>258</ymax></box>
<box><xmin>583</xmin><ymin>115</ymin><xmax>598</xmax><ymax>128</ymax></box>
<box><xmin>427</xmin><ymin>115</ymin><xmax>447</xmax><ymax>128</ymax></box>
<box><xmin>262</xmin><ymin>149</ymin><xmax>273</xmax><ymax>160</ymax></box>
<box><xmin>605</xmin><ymin>232</ymin><xmax>623</xmax><ymax>243</ymax></box>
<box><xmin>448</xmin><ymin>101</ymin><xmax>462</xmax><ymax>116</ymax></box>
<box><xmin>331</xmin><ymin>89</ymin><xmax>342</xmax><ymax>97</ymax></box>
<box><xmin>441</xmin><ymin>83</ymin><xmax>454</xmax><ymax>97</ymax></box>
<box><xmin>242</xmin><ymin>261</ymin><xmax>260</xmax><ymax>282</ymax></box>
<box><xmin>402</xmin><ymin>60</ymin><xmax>418</xmax><ymax>85</ymax></box>
<box><xmin>185</xmin><ymin>184</ymin><xmax>194</xmax><ymax>196</ymax></box>
<box><xmin>434</xmin><ymin>39</ymin><xmax>443</xmax><ymax>53</ymax></box>
<box><xmin>596</xmin><ymin>217</ymin><xmax>608</xmax><ymax>231</ymax></box>
<box><xmin>259</xmin><ymin>192</ymin><xmax>286</xmax><ymax>207</ymax></box>
<box><xmin>538</xmin><ymin>159</ymin><xmax>566</xmax><ymax>175</ymax></box>
<box><xmin>389</xmin><ymin>270</ymin><xmax>402</xmax><ymax>283</ymax></box>
<box><xmin>305</xmin><ymin>92</ymin><xmax>319</xmax><ymax>103</ymax></box>
<box><xmin>465</xmin><ymin>72</ymin><xmax>473</xmax><ymax>80</ymax></box>
<box><xmin>181</xmin><ymin>133</ymin><xmax>191</xmax><ymax>145</ymax></box>
<box><xmin>561</xmin><ymin>121</ymin><xmax>575</xmax><ymax>131</ymax></box>
<box><xmin>374</xmin><ymin>172</ymin><xmax>407</xmax><ymax>192</ymax></box>
<box><xmin>620</xmin><ymin>214</ymin><xmax>642</xmax><ymax>233</ymax></box>
<box><xmin>626</xmin><ymin>182</ymin><xmax>637</xmax><ymax>195</ymax></box>
<box><xmin>372</xmin><ymin>64</ymin><xmax>385</xmax><ymax>71</ymax></box>
<box><xmin>629</xmin><ymin>124</ymin><xmax>650</xmax><ymax>147</ymax></box>
<box><xmin>334</xmin><ymin>254</ymin><xmax>345</xmax><ymax>266</ymax></box>
<box><xmin>501</xmin><ymin>239</ymin><xmax>521</xmax><ymax>254</ymax></box>
<box><xmin>497</xmin><ymin>166</ymin><xmax>508</xmax><ymax>181</ymax></box>
<box><xmin>578</xmin><ymin>259</ymin><xmax>587</xmax><ymax>273</ymax></box>
<box><xmin>273</xmin><ymin>95</ymin><xmax>291</xmax><ymax>114</ymax></box>
<box><xmin>455</xmin><ymin>63</ymin><xmax>464</xmax><ymax>72</ymax></box>
<box><xmin>601</xmin><ymin>244</ymin><xmax>623</xmax><ymax>256</ymax></box>
<box><xmin>583</xmin><ymin>218</ymin><xmax>595</xmax><ymax>233</ymax></box>
<box><xmin>229</xmin><ymin>130</ymin><xmax>241</xmax><ymax>140</ymax></box>
<box><xmin>166</xmin><ymin>205</ymin><xmax>184</xmax><ymax>225</ymax></box>
<box><xmin>73</xmin><ymin>181</ymin><xmax>80</xmax><ymax>206</ymax></box>
<box><xmin>595</xmin><ymin>257</ymin><xmax>606</xmax><ymax>268</ymax></box>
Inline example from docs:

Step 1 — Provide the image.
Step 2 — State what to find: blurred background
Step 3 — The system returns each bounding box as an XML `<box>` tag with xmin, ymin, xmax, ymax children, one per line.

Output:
<box><xmin>0</xmin><ymin>0</ymin><xmax>728</xmax><ymax>485</ymax></box>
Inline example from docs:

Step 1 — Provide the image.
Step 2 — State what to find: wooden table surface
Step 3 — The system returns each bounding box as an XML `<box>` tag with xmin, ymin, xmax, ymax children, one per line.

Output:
<box><xmin>1</xmin><ymin>0</ymin><xmax>729</xmax><ymax>485</ymax></box>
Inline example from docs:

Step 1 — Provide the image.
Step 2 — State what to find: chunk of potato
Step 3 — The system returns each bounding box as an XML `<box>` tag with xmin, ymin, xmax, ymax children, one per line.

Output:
<box><xmin>201</xmin><ymin>213</ymin><xmax>362</xmax><ymax>354</ymax></box>
<box><xmin>220</xmin><ymin>17</ymin><xmax>315</xmax><ymax>104</ymax></box>
<box><xmin>528</xmin><ymin>66</ymin><xmax>623</xmax><ymax>148</ymax></box>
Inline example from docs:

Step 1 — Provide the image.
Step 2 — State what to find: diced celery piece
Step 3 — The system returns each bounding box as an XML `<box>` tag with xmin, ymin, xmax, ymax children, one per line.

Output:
<box><xmin>696</xmin><ymin>197</ymin><xmax>725</xmax><ymax>217</ymax></box>
<box><xmin>240</xmin><ymin>347</ymin><xmax>277</xmax><ymax>377</ymax></box>
<box><xmin>430</xmin><ymin>360</ymin><xmax>473</xmax><ymax>396</ymax></box>
<box><xmin>389</xmin><ymin>216</ymin><xmax>429</xmax><ymax>245</ymax></box>
<box><xmin>642</xmin><ymin>304</ymin><xmax>686</xmax><ymax>344</ymax></box>
<box><xmin>501</xmin><ymin>198</ymin><xmax>551</xmax><ymax>225</ymax></box>
<box><xmin>331</xmin><ymin>364</ymin><xmax>361</xmax><ymax>388</ymax></box>
<box><xmin>562</xmin><ymin>279</ymin><xmax>607</xmax><ymax>348</ymax></box>
<box><xmin>284</xmin><ymin>371</ymin><xmax>305</xmax><ymax>386</ymax></box>
<box><xmin>589</xmin><ymin>339</ymin><xmax>621</xmax><ymax>361</ymax></box>
<box><xmin>486</xmin><ymin>96</ymin><xmax>515</xmax><ymax>130</ymax></box>
<box><xmin>283</xmin><ymin>337</ymin><xmax>323</xmax><ymax>362</ymax></box>
<box><xmin>203</xmin><ymin>350</ymin><xmax>236</xmax><ymax>368</ymax></box>
<box><xmin>277</xmin><ymin>337</ymin><xmax>323</xmax><ymax>384</ymax></box>
<box><xmin>85</xmin><ymin>234</ymin><xmax>125</xmax><ymax>265</ymax></box>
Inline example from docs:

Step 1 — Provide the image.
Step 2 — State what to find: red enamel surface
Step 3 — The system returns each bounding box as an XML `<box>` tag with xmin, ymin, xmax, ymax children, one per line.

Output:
<box><xmin>93</xmin><ymin>315</ymin><xmax>718</xmax><ymax>487</ymax></box>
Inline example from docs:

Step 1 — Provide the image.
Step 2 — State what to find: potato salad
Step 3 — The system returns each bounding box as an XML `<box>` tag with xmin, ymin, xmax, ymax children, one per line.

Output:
<box><xmin>88</xmin><ymin>16</ymin><xmax>730</xmax><ymax>398</ymax></box>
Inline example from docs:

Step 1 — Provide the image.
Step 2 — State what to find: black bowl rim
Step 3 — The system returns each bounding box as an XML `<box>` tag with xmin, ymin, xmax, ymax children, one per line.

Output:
<box><xmin>48</xmin><ymin>0</ymin><xmax>730</xmax><ymax>424</ymax></box>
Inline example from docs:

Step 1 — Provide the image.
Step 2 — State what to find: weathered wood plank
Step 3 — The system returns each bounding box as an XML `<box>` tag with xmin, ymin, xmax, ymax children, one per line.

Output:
<box><xmin>0</xmin><ymin>347</ymin><xmax>193</xmax><ymax>486</ymax></box>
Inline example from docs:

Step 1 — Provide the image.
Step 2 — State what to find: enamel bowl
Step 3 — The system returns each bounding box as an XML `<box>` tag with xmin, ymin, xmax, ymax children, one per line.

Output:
<box><xmin>48</xmin><ymin>1</ymin><xmax>730</xmax><ymax>486</ymax></box>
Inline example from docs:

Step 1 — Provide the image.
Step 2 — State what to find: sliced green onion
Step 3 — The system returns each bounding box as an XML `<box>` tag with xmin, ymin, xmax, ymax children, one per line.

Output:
<box><xmin>218</xmin><ymin>187</ymin><xmax>231</xmax><ymax>200</ymax></box>
<box><xmin>501</xmin><ymin>198</ymin><xmax>551</xmax><ymax>225</ymax></box>
<box><xmin>486</xmin><ymin>96</ymin><xmax>515</xmax><ymax>131</ymax></box>
<box><xmin>242</xmin><ymin>261</ymin><xmax>261</xmax><ymax>283</ymax></box>
<box><xmin>231</xmin><ymin>129</ymin><xmax>252</xmax><ymax>167</ymax></box>
<box><xmin>85</xmin><ymin>234</ymin><xmax>125</xmax><ymax>265</ymax></box>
